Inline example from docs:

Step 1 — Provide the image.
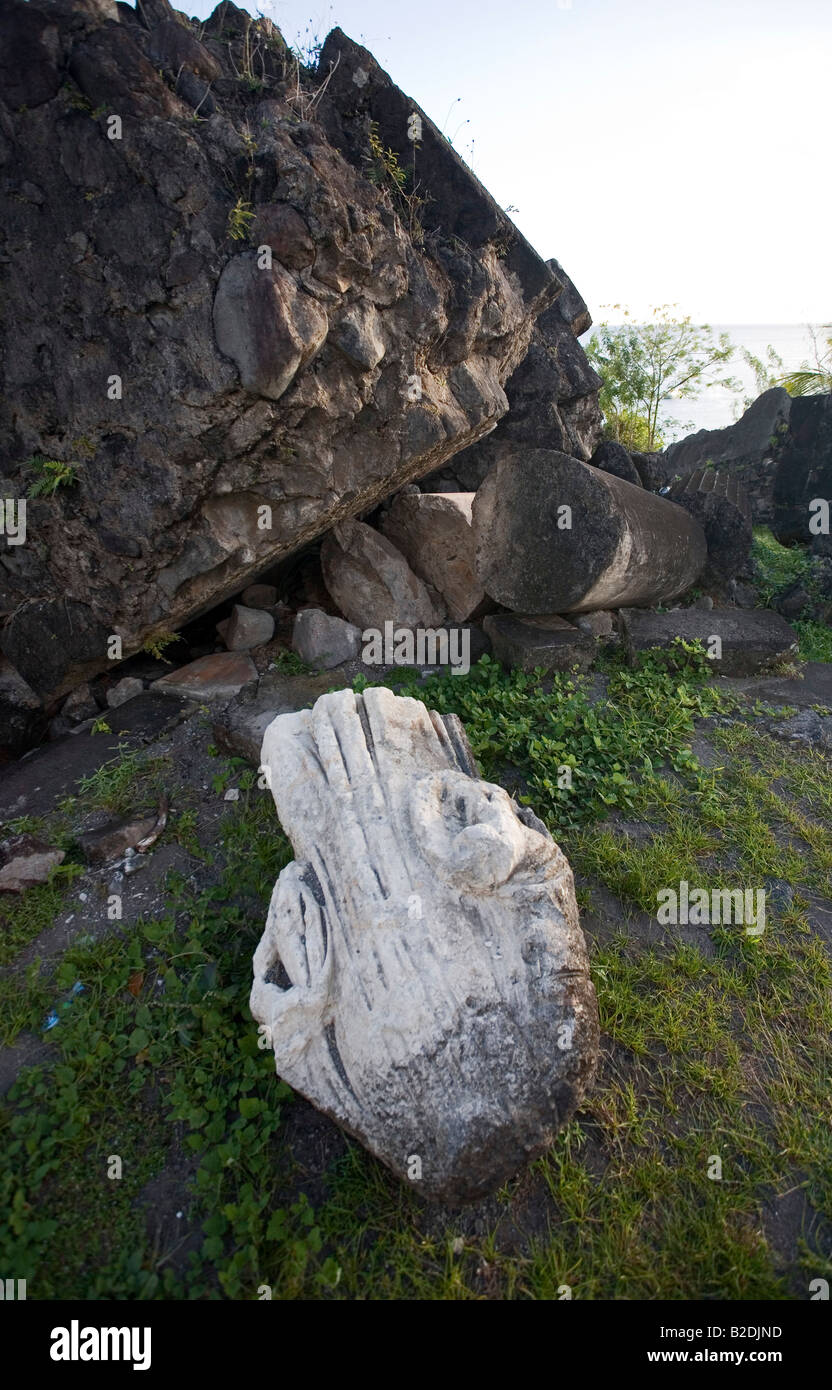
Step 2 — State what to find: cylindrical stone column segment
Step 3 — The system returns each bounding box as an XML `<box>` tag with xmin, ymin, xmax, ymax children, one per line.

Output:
<box><xmin>472</xmin><ymin>448</ymin><xmax>707</xmax><ymax>613</ymax></box>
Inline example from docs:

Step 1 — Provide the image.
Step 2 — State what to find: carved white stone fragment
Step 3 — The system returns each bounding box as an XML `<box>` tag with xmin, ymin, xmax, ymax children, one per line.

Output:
<box><xmin>250</xmin><ymin>686</ymin><xmax>598</xmax><ymax>1203</ymax></box>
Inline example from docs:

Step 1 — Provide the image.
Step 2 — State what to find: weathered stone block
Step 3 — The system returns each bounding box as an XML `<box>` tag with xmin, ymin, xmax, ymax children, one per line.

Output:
<box><xmin>380</xmin><ymin>492</ymin><xmax>485</xmax><ymax>621</ymax></box>
<box><xmin>292</xmin><ymin>608</ymin><xmax>361</xmax><ymax>669</ymax></box>
<box><xmin>224</xmin><ymin>604</ymin><xmax>275</xmax><ymax>650</ymax></box>
<box><xmin>321</xmin><ymin>520</ymin><xmax>446</xmax><ymax>629</ymax></box>
<box><xmin>620</xmin><ymin>607</ymin><xmax>799</xmax><ymax>676</ymax></box>
<box><xmin>483</xmin><ymin>613</ymin><xmax>595</xmax><ymax>674</ymax></box>
<box><xmin>669</xmin><ymin>468</ymin><xmax>752</xmax><ymax>581</ymax></box>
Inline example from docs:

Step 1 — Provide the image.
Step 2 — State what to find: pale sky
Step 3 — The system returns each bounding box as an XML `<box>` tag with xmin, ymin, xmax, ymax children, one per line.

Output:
<box><xmin>162</xmin><ymin>0</ymin><xmax>830</xmax><ymax>324</ymax></box>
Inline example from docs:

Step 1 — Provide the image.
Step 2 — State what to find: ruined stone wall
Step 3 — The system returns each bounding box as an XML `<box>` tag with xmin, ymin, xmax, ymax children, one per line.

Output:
<box><xmin>0</xmin><ymin>0</ymin><xmax>567</xmax><ymax>702</ymax></box>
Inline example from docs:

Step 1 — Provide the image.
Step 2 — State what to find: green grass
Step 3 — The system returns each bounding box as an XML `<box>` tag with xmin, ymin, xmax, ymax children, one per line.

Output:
<box><xmin>355</xmin><ymin>642</ymin><xmax>732</xmax><ymax>836</ymax></box>
<box><xmin>62</xmin><ymin>746</ymin><xmax>171</xmax><ymax>818</ymax></box>
<box><xmin>794</xmin><ymin>618</ymin><xmax>832</xmax><ymax>664</ymax></box>
<box><xmin>0</xmin><ymin>788</ymin><xmax>300</xmax><ymax>1299</ymax></box>
<box><xmin>270</xmin><ymin>648</ymin><xmax>314</xmax><ymax>676</ymax></box>
<box><xmin>751</xmin><ymin>526</ymin><xmax>812</xmax><ymax>606</ymax></box>
<box><xmin>0</xmin><ymin>960</ymin><xmax>53</xmax><ymax>1047</ymax></box>
<box><xmin>0</xmin><ymin>863</ymin><xmax>84</xmax><ymax>969</ymax></box>
<box><xmin>751</xmin><ymin>526</ymin><xmax>832</xmax><ymax>663</ymax></box>
<box><xmin>1</xmin><ymin>656</ymin><xmax>831</xmax><ymax>1299</ymax></box>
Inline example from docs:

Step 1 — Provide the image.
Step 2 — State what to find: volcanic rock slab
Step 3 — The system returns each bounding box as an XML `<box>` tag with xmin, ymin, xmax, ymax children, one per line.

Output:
<box><xmin>772</xmin><ymin>394</ymin><xmax>832</xmax><ymax>551</ymax></box>
<box><xmin>152</xmin><ymin>651</ymin><xmax>257</xmax><ymax>702</ymax></box>
<box><xmin>663</xmin><ymin>388</ymin><xmax>792</xmax><ymax>482</ymax></box>
<box><xmin>250</xmin><ymin>686</ymin><xmax>599</xmax><ymax>1204</ymax></box>
<box><xmin>669</xmin><ymin>468</ymin><xmax>753</xmax><ymax>581</ymax></box>
<box><xmin>483</xmin><ymin>613</ymin><xmax>595</xmax><ymax>674</ymax></box>
<box><xmin>0</xmin><ymin>1</ymin><xmax>560</xmax><ymax>704</ymax></box>
<box><xmin>620</xmin><ymin>607</ymin><xmax>799</xmax><ymax>677</ymax></box>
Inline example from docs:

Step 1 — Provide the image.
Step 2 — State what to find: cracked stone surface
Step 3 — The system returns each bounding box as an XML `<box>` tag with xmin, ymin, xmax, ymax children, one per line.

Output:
<box><xmin>250</xmin><ymin>686</ymin><xmax>599</xmax><ymax>1204</ymax></box>
<box><xmin>0</xmin><ymin>0</ymin><xmax>562</xmax><ymax>703</ymax></box>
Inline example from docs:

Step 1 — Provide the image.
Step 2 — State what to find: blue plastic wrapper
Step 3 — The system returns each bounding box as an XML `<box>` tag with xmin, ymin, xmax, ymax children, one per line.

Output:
<box><xmin>42</xmin><ymin>981</ymin><xmax>85</xmax><ymax>1031</ymax></box>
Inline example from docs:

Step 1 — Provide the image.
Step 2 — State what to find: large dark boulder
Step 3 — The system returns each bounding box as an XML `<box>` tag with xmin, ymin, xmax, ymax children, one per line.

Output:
<box><xmin>0</xmin><ymin>4</ymin><xmax>66</xmax><ymax>111</ymax></box>
<box><xmin>423</xmin><ymin>258</ymin><xmax>602</xmax><ymax>492</ymax></box>
<box><xmin>629</xmin><ymin>450</ymin><xmax>667</xmax><ymax>490</ymax></box>
<box><xmin>669</xmin><ymin>468</ymin><xmax>753</xmax><ymax>582</ymax></box>
<box><xmin>0</xmin><ymin>658</ymin><xmax>43</xmax><ymax>755</ymax></box>
<box><xmin>771</xmin><ymin>394</ymin><xmax>832</xmax><ymax>550</ymax></box>
<box><xmin>660</xmin><ymin>388</ymin><xmax>791</xmax><ymax>522</ymax></box>
<box><xmin>590</xmin><ymin>440</ymin><xmax>642</xmax><ymax>487</ymax></box>
<box><xmin>1</xmin><ymin>599</ymin><xmax>110</xmax><ymax>701</ymax></box>
<box><xmin>0</xmin><ymin>1</ymin><xmax>562</xmax><ymax>705</ymax></box>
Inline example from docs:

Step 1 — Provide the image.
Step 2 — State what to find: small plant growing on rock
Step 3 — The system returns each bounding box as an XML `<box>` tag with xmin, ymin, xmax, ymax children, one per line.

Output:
<box><xmin>270</xmin><ymin>648</ymin><xmax>312</xmax><ymax>676</ymax></box>
<box><xmin>290</xmin><ymin>19</ymin><xmax>326</xmax><ymax>69</ymax></box>
<box><xmin>227</xmin><ymin>16</ymin><xmax>267</xmax><ymax>90</ymax></box>
<box><xmin>228</xmin><ymin>197</ymin><xmax>255</xmax><ymax>241</ymax></box>
<box><xmin>365</xmin><ymin>120</ymin><xmax>407</xmax><ymax>193</ymax></box>
<box><xmin>142</xmin><ymin>631</ymin><xmax>183</xmax><ymax>663</ymax></box>
<box><xmin>365</xmin><ymin>120</ymin><xmax>427</xmax><ymax>243</ymax></box>
<box><xmin>284</xmin><ymin>50</ymin><xmax>340</xmax><ymax>121</ymax></box>
<box><xmin>26</xmin><ymin>456</ymin><xmax>79</xmax><ymax>498</ymax></box>
<box><xmin>61</xmin><ymin>81</ymin><xmax>93</xmax><ymax>114</ymax></box>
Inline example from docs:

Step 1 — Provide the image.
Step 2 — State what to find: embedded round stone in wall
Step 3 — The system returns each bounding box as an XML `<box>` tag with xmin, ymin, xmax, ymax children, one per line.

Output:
<box><xmin>251</xmin><ymin>203</ymin><xmax>316</xmax><ymax>271</ymax></box>
<box><xmin>330</xmin><ymin>301</ymin><xmax>385</xmax><ymax>371</ymax></box>
<box><xmin>213</xmin><ymin>253</ymin><xmax>329</xmax><ymax>401</ymax></box>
